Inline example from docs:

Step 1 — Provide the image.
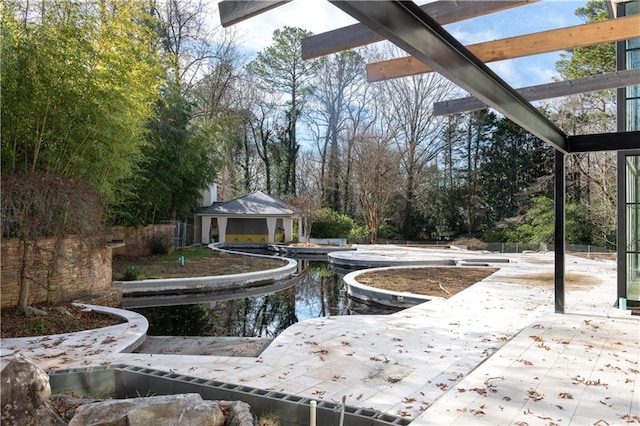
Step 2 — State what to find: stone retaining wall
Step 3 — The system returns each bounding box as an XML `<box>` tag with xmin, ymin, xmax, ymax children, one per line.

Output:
<box><xmin>110</xmin><ymin>224</ymin><xmax>174</xmax><ymax>257</ymax></box>
<box><xmin>1</xmin><ymin>236</ymin><xmax>112</xmax><ymax>308</ymax></box>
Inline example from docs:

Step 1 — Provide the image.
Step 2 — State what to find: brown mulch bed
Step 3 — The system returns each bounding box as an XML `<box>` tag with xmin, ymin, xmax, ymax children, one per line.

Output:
<box><xmin>111</xmin><ymin>253</ymin><xmax>286</xmax><ymax>280</ymax></box>
<box><xmin>1</xmin><ymin>303</ymin><xmax>124</xmax><ymax>338</ymax></box>
<box><xmin>357</xmin><ymin>267</ymin><xmax>499</xmax><ymax>298</ymax></box>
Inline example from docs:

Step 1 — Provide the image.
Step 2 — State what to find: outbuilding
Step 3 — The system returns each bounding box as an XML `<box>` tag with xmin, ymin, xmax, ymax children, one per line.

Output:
<box><xmin>194</xmin><ymin>190</ymin><xmax>304</xmax><ymax>244</ymax></box>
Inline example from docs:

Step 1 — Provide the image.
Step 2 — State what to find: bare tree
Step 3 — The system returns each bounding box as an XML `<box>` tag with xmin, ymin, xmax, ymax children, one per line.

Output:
<box><xmin>340</xmin><ymin>74</ymin><xmax>379</xmax><ymax>218</ymax></box>
<box><xmin>307</xmin><ymin>50</ymin><xmax>366</xmax><ymax>211</ymax></box>
<box><xmin>547</xmin><ymin>94</ymin><xmax>617</xmax><ymax>247</ymax></box>
<box><xmin>377</xmin><ymin>51</ymin><xmax>456</xmax><ymax>239</ymax></box>
<box><xmin>186</xmin><ymin>18</ymin><xmax>247</xmax><ymax>200</ymax></box>
<box><xmin>243</xmin><ymin>82</ymin><xmax>283</xmax><ymax>195</ymax></box>
<box><xmin>153</xmin><ymin>0</ymin><xmax>219</xmax><ymax>93</ymax></box>
<box><xmin>352</xmin><ymin>131</ymin><xmax>401</xmax><ymax>244</ymax></box>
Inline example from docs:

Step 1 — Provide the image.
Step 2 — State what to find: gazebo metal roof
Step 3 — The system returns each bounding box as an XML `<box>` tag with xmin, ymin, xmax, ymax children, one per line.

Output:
<box><xmin>197</xmin><ymin>191</ymin><xmax>300</xmax><ymax>216</ymax></box>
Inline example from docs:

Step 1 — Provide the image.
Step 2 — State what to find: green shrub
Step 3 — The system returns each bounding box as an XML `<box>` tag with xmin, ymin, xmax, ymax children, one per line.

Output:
<box><xmin>377</xmin><ymin>222</ymin><xmax>401</xmax><ymax>240</ymax></box>
<box><xmin>482</xmin><ymin>227</ymin><xmax>508</xmax><ymax>242</ymax></box>
<box><xmin>348</xmin><ymin>225</ymin><xmax>369</xmax><ymax>244</ymax></box>
<box><xmin>310</xmin><ymin>208</ymin><xmax>354</xmax><ymax>239</ymax></box>
<box><xmin>123</xmin><ymin>265</ymin><xmax>139</xmax><ymax>281</ymax></box>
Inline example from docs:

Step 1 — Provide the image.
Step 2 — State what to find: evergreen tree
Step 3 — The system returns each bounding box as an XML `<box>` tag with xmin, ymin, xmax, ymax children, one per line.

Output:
<box><xmin>246</xmin><ymin>27</ymin><xmax>320</xmax><ymax>196</ymax></box>
<box><xmin>480</xmin><ymin>119</ymin><xmax>553</xmax><ymax>224</ymax></box>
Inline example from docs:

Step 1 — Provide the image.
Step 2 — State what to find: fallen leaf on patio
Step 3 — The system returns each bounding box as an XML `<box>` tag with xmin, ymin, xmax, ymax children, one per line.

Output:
<box><xmin>471</xmin><ymin>405</ymin><xmax>486</xmax><ymax>416</ymax></box>
<box><xmin>559</xmin><ymin>392</ymin><xmax>573</xmax><ymax>399</ymax></box>
<box><xmin>585</xmin><ymin>378</ymin><xmax>608</xmax><ymax>388</ymax></box>
<box><xmin>535</xmin><ymin>342</ymin><xmax>551</xmax><ymax>350</ymax></box>
<box><xmin>527</xmin><ymin>389</ymin><xmax>544</xmax><ymax>401</ymax></box>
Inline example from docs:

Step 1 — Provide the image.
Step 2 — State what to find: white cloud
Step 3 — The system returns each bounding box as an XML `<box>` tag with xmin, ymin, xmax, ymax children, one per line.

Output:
<box><xmin>487</xmin><ymin>61</ymin><xmax>524</xmax><ymax>88</ymax></box>
<box><xmin>526</xmin><ymin>66</ymin><xmax>561</xmax><ymax>87</ymax></box>
<box><xmin>448</xmin><ymin>28</ymin><xmax>501</xmax><ymax>46</ymax></box>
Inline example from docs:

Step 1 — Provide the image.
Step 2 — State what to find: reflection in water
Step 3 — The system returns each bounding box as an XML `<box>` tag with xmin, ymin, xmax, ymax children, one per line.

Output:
<box><xmin>131</xmin><ymin>261</ymin><xmax>400</xmax><ymax>337</ymax></box>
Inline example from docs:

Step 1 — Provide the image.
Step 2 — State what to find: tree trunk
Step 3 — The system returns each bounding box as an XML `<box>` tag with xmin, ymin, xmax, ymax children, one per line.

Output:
<box><xmin>17</xmin><ymin>239</ymin><xmax>31</xmax><ymax>312</ymax></box>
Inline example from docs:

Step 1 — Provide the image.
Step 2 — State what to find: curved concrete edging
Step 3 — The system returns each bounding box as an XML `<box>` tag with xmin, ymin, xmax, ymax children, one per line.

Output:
<box><xmin>344</xmin><ymin>266</ymin><xmax>444</xmax><ymax>309</ymax></box>
<box><xmin>330</xmin><ymin>253</ymin><xmax>456</xmax><ymax>268</ymax></box>
<box><xmin>118</xmin><ymin>244</ymin><xmax>297</xmax><ymax>295</ymax></box>
<box><xmin>328</xmin><ymin>244</ymin><xmax>512</xmax><ymax>269</ymax></box>
<box><xmin>0</xmin><ymin>303</ymin><xmax>149</xmax><ymax>358</ymax></box>
<box><xmin>76</xmin><ymin>303</ymin><xmax>148</xmax><ymax>353</ymax></box>
<box><xmin>268</xmin><ymin>243</ymin><xmax>356</xmax><ymax>256</ymax></box>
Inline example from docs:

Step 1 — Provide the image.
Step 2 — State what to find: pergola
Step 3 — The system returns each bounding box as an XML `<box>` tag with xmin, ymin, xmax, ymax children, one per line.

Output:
<box><xmin>219</xmin><ymin>0</ymin><xmax>640</xmax><ymax>313</ymax></box>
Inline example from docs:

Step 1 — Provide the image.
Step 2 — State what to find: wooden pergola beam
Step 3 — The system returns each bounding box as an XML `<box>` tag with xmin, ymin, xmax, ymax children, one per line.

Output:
<box><xmin>367</xmin><ymin>14</ymin><xmax>640</xmax><ymax>82</ymax></box>
<box><xmin>219</xmin><ymin>0</ymin><xmax>291</xmax><ymax>27</ymax></box>
<box><xmin>302</xmin><ymin>0</ymin><xmax>537</xmax><ymax>60</ymax></box>
<box><xmin>434</xmin><ymin>68</ymin><xmax>640</xmax><ymax>116</ymax></box>
<box><xmin>330</xmin><ymin>1</ymin><xmax>567</xmax><ymax>152</ymax></box>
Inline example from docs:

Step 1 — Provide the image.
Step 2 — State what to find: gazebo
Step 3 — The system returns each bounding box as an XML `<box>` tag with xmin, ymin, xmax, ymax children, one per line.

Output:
<box><xmin>195</xmin><ymin>191</ymin><xmax>304</xmax><ymax>244</ymax></box>
<box><xmin>219</xmin><ymin>0</ymin><xmax>640</xmax><ymax>312</ymax></box>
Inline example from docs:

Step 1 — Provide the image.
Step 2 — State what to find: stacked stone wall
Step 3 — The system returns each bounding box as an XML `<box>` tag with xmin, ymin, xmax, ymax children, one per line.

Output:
<box><xmin>110</xmin><ymin>224</ymin><xmax>174</xmax><ymax>257</ymax></box>
<box><xmin>1</xmin><ymin>236</ymin><xmax>112</xmax><ymax>309</ymax></box>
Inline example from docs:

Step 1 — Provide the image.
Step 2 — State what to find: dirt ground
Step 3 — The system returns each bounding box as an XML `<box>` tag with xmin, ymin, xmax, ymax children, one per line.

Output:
<box><xmin>111</xmin><ymin>253</ymin><xmax>286</xmax><ymax>280</ymax></box>
<box><xmin>357</xmin><ymin>267</ymin><xmax>499</xmax><ymax>298</ymax></box>
<box><xmin>359</xmin><ymin>268</ymin><xmax>602</xmax><ymax>297</ymax></box>
<box><xmin>500</xmin><ymin>271</ymin><xmax>602</xmax><ymax>290</ymax></box>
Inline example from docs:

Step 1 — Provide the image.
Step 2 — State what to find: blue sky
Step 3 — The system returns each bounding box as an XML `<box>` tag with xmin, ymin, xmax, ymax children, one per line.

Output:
<box><xmin>217</xmin><ymin>0</ymin><xmax>588</xmax><ymax>88</ymax></box>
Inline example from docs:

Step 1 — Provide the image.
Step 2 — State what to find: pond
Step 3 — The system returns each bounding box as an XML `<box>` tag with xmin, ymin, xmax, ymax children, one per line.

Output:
<box><xmin>128</xmin><ymin>260</ymin><xmax>400</xmax><ymax>338</ymax></box>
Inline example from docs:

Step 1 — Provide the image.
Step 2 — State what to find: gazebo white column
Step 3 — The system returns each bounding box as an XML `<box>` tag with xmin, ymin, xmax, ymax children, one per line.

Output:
<box><xmin>218</xmin><ymin>217</ymin><xmax>228</xmax><ymax>243</ymax></box>
<box><xmin>298</xmin><ymin>216</ymin><xmax>306</xmax><ymax>242</ymax></box>
<box><xmin>266</xmin><ymin>217</ymin><xmax>277</xmax><ymax>243</ymax></box>
<box><xmin>283</xmin><ymin>218</ymin><xmax>293</xmax><ymax>243</ymax></box>
<box><xmin>201</xmin><ymin>217</ymin><xmax>211</xmax><ymax>244</ymax></box>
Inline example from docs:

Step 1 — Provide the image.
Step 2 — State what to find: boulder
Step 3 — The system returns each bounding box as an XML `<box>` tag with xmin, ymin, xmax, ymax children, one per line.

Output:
<box><xmin>0</xmin><ymin>355</ymin><xmax>66</xmax><ymax>426</ymax></box>
<box><xmin>24</xmin><ymin>306</ymin><xmax>48</xmax><ymax>316</ymax></box>
<box><xmin>68</xmin><ymin>393</ymin><xmax>228</xmax><ymax>426</ymax></box>
<box><xmin>220</xmin><ymin>400</ymin><xmax>255</xmax><ymax>426</ymax></box>
<box><xmin>1</xmin><ymin>356</ymin><xmax>256</xmax><ymax>426</ymax></box>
